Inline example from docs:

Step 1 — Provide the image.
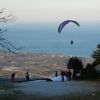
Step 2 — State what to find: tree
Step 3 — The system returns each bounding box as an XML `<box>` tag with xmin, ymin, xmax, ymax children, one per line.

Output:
<box><xmin>67</xmin><ymin>56</ymin><xmax>83</xmax><ymax>79</ymax></box>
<box><xmin>0</xmin><ymin>8</ymin><xmax>23</xmax><ymax>61</ymax></box>
<box><xmin>91</xmin><ymin>44</ymin><xmax>100</xmax><ymax>64</ymax></box>
<box><xmin>80</xmin><ymin>63</ymin><xmax>100</xmax><ymax>79</ymax></box>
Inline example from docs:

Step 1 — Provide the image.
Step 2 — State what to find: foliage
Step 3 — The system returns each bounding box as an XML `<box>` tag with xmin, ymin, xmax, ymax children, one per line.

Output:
<box><xmin>78</xmin><ymin>43</ymin><xmax>100</xmax><ymax>80</ymax></box>
<box><xmin>67</xmin><ymin>56</ymin><xmax>83</xmax><ymax>78</ymax></box>
<box><xmin>80</xmin><ymin>63</ymin><xmax>100</xmax><ymax>79</ymax></box>
<box><xmin>91</xmin><ymin>44</ymin><xmax>100</xmax><ymax>64</ymax></box>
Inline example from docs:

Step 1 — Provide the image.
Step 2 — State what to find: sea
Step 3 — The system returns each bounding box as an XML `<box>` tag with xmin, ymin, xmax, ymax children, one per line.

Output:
<box><xmin>1</xmin><ymin>21</ymin><xmax>100</xmax><ymax>58</ymax></box>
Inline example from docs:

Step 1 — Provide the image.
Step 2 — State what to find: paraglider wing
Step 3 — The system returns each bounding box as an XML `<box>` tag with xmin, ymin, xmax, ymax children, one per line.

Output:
<box><xmin>58</xmin><ymin>20</ymin><xmax>80</xmax><ymax>33</ymax></box>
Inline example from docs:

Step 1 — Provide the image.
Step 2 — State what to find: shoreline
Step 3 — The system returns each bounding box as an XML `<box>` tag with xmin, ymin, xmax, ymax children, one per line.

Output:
<box><xmin>0</xmin><ymin>51</ymin><xmax>94</xmax><ymax>79</ymax></box>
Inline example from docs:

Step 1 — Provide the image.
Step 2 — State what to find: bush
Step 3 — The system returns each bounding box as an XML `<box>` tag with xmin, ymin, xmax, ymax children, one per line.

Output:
<box><xmin>79</xmin><ymin>63</ymin><xmax>100</xmax><ymax>79</ymax></box>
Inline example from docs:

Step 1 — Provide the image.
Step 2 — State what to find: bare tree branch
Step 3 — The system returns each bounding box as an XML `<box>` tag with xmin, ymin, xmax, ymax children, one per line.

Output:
<box><xmin>0</xmin><ymin>8</ymin><xmax>5</xmax><ymax>14</ymax></box>
<box><xmin>0</xmin><ymin>28</ymin><xmax>7</xmax><ymax>34</ymax></box>
<box><xmin>0</xmin><ymin>11</ymin><xmax>17</xmax><ymax>22</ymax></box>
<box><xmin>0</xmin><ymin>9</ymin><xmax>24</xmax><ymax>62</ymax></box>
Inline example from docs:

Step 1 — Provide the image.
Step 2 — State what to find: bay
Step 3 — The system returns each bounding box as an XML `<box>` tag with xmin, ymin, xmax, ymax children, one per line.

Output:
<box><xmin>1</xmin><ymin>21</ymin><xmax>100</xmax><ymax>58</ymax></box>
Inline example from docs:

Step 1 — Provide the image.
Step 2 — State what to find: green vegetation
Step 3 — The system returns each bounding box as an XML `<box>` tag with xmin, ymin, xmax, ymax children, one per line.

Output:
<box><xmin>79</xmin><ymin>63</ymin><xmax>100</xmax><ymax>80</ymax></box>
<box><xmin>79</xmin><ymin>44</ymin><xmax>100</xmax><ymax>80</ymax></box>
<box><xmin>0</xmin><ymin>91</ymin><xmax>23</xmax><ymax>100</ymax></box>
<box><xmin>0</xmin><ymin>83</ymin><xmax>100</xmax><ymax>100</ymax></box>
<box><xmin>0</xmin><ymin>83</ymin><xmax>24</xmax><ymax>100</ymax></box>
<box><xmin>0</xmin><ymin>83</ymin><xmax>14</xmax><ymax>90</ymax></box>
<box><xmin>67</xmin><ymin>56</ymin><xmax>83</xmax><ymax>79</ymax></box>
<box><xmin>0</xmin><ymin>90</ymin><xmax>100</xmax><ymax>100</ymax></box>
<box><xmin>91</xmin><ymin>44</ymin><xmax>100</xmax><ymax>64</ymax></box>
<box><xmin>28</xmin><ymin>92</ymin><xmax>100</xmax><ymax>100</ymax></box>
<box><xmin>66</xmin><ymin>44</ymin><xmax>100</xmax><ymax>80</ymax></box>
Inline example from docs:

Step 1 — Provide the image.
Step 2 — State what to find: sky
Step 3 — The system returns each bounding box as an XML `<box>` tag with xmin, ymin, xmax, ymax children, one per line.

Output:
<box><xmin>0</xmin><ymin>0</ymin><xmax>100</xmax><ymax>23</ymax></box>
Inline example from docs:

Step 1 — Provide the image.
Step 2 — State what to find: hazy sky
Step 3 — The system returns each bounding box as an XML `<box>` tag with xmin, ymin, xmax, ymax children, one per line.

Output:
<box><xmin>0</xmin><ymin>0</ymin><xmax>100</xmax><ymax>23</ymax></box>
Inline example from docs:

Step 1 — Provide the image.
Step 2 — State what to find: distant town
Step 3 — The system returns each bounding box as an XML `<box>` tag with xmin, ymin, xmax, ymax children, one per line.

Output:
<box><xmin>0</xmin><ymin>51</ymin><xmax>94</xmax><ymax>79</ymax></box>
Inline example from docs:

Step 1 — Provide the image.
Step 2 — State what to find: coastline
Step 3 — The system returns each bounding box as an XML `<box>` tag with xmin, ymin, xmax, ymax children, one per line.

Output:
<box><xmin>0</xmin><ymin>51</ymin><xmax>94</xmax><ymax>79</ymax></box>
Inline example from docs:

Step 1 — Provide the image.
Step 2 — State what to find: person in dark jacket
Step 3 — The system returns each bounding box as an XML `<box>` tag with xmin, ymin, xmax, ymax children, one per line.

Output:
<box><xmin>68</xmin><ymin>70</ymin><xmax>72</xmax><ymax>81</ymax></box>
<box><xmin>11</xmin><ymin>73</ymin><xmax>15</xmax><ymax>83</ymax></box>
<box><xmin>26</xmin><ymin>72</ymin><xmax>29</xmax><ymax>80</ymax></box>
<box><xmin>61</xmin><ymin>70</ymin><xmax>64</xmax><ymax>81</ymax></box>
<box><xmin>55</xmin><ymin>71</ymin><xmax>58</xmax><ymax>77</ymax></box>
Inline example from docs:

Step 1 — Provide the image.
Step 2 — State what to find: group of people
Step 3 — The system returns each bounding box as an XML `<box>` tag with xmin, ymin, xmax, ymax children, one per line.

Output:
<box><xmin>11</xmin><ymin>70</ymin><xmax>71</xmax><ymax>83</ymax></box>
<box><xmin>55</xmin><ymin>70</ymin><xmax>72</xmax><ymax>81</ymax></box>
<box><xmin>61</xmin><ymin>70</ymin><xmax>72</xmax><ymax>81</ymax></box>
<box><xmin>11</xmin><ymin>72</ymin><xmax>30</xmax><ymax>83</ymax></box>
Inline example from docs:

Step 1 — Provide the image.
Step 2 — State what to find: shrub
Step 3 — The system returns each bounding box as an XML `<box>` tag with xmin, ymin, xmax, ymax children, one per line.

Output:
<box><xmin>80</xmin><ymin>63</ymin><xmax>100</xmax><ymax>79</ymax></box>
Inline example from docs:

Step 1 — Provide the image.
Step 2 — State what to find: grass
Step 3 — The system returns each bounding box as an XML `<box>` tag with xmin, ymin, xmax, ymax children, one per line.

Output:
<box><xmin>0</xmin><ymin>82</ymin><xmax>100</xmax><ymax>100</ymax></box>
<box><xmin>0</xmin><ymin>83</ymin><xmax>14</xmax><ymax>90</ymax></box>
<box><xmin>25</xmin><ymin>91</ymin><xmax>100</xmax><ymax>100</ymax></box>
<box><xmin>0</xmin><ymin>83</ymin><xmax>24</xmax><ymax>100</ymax></box>
<box><xmin>0</xmin><ymin>93</ymin><xmax>100</xmax><ymax>100</ymax></box>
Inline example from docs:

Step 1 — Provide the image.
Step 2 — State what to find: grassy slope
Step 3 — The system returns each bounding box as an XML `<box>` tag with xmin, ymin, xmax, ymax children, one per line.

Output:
<box><xmin>0</xmin><ymin>81</ymin><xmax>100</xmax><ymax>100</ymax></box>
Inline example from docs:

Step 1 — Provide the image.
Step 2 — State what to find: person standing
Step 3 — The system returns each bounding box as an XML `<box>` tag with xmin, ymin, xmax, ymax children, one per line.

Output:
<box><xmin>68</xmin><ymin>70</ymin><xmax>72</xmax><ymax>81</ymax></box>
<box><xmin>61</xmin><ymin>70</ymin><xmax>64</xmax><ymax>81</ymax></box>
<box><xmin>55</xmin><ymin>71</ymin><xmax>58</xmax><ymax>77</ymax></box>
<box><xmin>26</xmin><ymin>72</ymin><xmax>29</xmax><ymax>80</ymax></box>
<box><xmin>11</xmin><ymin>73</ymin><xmax>15</xmax><ymax>83</ymax></box>
<box><xmin>65</xmin><ymin>70</ymin><xmax>68</xmax><ymax>78</ymax></box>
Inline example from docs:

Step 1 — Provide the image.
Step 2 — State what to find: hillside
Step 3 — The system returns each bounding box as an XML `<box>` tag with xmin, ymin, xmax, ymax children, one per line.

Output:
<box><xmin>0</xmin><ymin>51</ymin><xmax>94</xmax><ymax>78</ymax></box>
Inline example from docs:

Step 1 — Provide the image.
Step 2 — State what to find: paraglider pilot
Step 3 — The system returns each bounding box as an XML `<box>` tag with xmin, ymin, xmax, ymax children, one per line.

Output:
<box><xmin>71</xmin><ymin>41</ymin><xmax>73</xmax><ymax>44</ymax></box>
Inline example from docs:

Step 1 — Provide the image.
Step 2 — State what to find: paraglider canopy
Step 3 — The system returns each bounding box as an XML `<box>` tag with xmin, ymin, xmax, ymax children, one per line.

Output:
<box><xmin>58</xmin><ymin>20</ymin><xmax>80</xmax><ymax>33</ymax></box>
<box><xmin>58</xmin><ymin>20</ymin><xmax>80</xmax><ymax>44</ymax></box>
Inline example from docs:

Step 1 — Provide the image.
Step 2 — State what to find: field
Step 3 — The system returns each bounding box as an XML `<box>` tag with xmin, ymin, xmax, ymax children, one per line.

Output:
<box><xmin>0</xmin><ymin>80</ymin><xmax>100</xmax><ymax>100</ymax></box>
